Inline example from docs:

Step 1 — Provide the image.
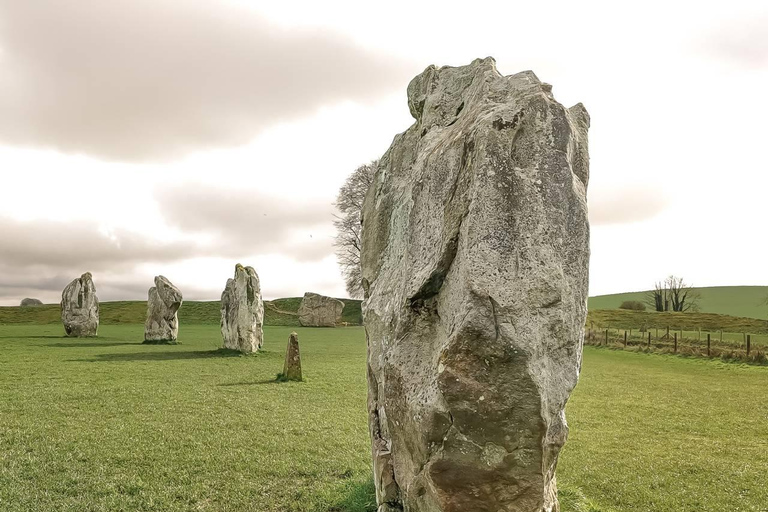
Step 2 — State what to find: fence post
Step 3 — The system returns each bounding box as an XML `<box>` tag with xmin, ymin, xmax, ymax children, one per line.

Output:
<box><xmin>605</xmin><ymin>329</ymin><xmax>608</xmax><ymax>346</ymax></box>
<box><xmin>674</xmin><ymin>333</ymin><xmax>677</xmax><ymax>353</ymax></box>
<box><xmin>624</xmin><ymin>330</ymin><xmax>627</xmax><ymax>347</ymax></box>
<box><xmin>698</xmin><ymin>328</ymin><xmax>701</xmax><ymax>341</ymax></box>
<box><xmin>707</xmin><ymin>333</ymin><xmax>711</xmax><ymax>357</ymax></box>
<box><xmin>720</xmin><ymin>330</ymin><xmax>723</xmax><ymax>343</ymax></box>
<box><xmin>648</xmin><ymin>331</ymin><xmax>651</xmax><ymax>347</ymax></box>
<box><xmin>747</xmin><ymin>335</ymin><xmax>751</xmax><ymax>356</ymax></box>
<box><xmin>666</xmin><ymin>326</ymin><xmax>670</xmax><ymax>338</ymax></box>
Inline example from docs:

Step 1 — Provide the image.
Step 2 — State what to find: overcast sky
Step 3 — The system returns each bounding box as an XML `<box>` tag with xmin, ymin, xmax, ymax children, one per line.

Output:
<box><xmin>0</xmin><ymin>0</ymin><xmax>766</xmax><ymax>305</ymax></box>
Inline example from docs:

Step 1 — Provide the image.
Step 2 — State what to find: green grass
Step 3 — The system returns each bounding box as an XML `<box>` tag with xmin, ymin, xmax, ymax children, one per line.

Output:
<box><xmin>1</xmin><ymin>325</ymin><xmax>766</xmax><ymax>511</ymax></box>
<box><xmin>0</xmin><ymin>297</ymin><xmax>364</xmax><ymax>327</ymax></box>
<box><xmin>560</xmin><ymin>349</ymin><xmax>768</xmax><ymax>512</ymax></box>
<box><xmin>589</xmin><ymin>286</ymin><xmax>768</xmax><ymax>320</ymax></box>
<box><xmin>0</xmin><ymin>325</ymin><xmax>373</xmax><ymax>512</ymax></box>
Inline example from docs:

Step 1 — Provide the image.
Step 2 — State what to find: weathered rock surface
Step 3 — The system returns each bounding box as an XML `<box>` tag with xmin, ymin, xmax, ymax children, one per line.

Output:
<box><xmin>144</xmin><ymin>276</ymin><xmax>183</xmax><ymax>343</ymax></box>
<box><xmin>298</xmin><ymin>292</ymin><xmax>344</xmax><ymax>327</ymax></box>
<box><xmin>221</xmin><ymin>264</ymin><xmax>264</xmax><ymax>353</ymax></box>
<box><xmin>281</xmin><ymin>332</ymin><xmax>302</xmax><ymax>381</ymax></box>
<box><xmin>20</xmin><ymin>298</ymin><xmax>43</xmax><ymax>307</ymax></box>
<box><xmin>361</xmin><ymin>57</ymin><xmax>590</xmax><ymax>512</ymax></box>
<box><xmin>61</xmin><ymin>272</ymin><xmax>100</xmax><ymax>337</ymax></box>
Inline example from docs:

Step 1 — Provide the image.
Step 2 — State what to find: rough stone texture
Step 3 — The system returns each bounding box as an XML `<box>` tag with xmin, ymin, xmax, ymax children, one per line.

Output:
<box><xmin>221</xmin><ymin>264</ymin><xmax>264</xmax><ymax>353</ymax></box>
<box><xmin>61</xmin><ymin>272</ymin><xmax>100</xmax><ymax>337</ymax></box>
<box><xmin>281</xmin><ymin>332</ymin><xmax>302</xmax><ymax>381</ymax></box>
<box><xmin>298</xmin><ymin>292</ymin><xmax>345</xmax><ymax>327</ymax></box>
<box><xmin>144</xmin><ymin>276</ymin><xmax>183</xmax><ymax>343</ymax></box>
<box><xmin>20</xmin><ymin>298</ymin><xmax>43</xmax><ymax>307</ymax></box>
<box><xmin>361</xmin><ymin>57</ymin><xmax>590</xmax><ymax>512</ymax></box>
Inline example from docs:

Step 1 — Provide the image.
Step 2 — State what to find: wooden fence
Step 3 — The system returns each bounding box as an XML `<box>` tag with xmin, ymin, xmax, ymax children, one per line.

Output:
<box><xmin>585</xmin><ymin>327</ymin><xmax>767</xmax><ymax>362</ymax></box>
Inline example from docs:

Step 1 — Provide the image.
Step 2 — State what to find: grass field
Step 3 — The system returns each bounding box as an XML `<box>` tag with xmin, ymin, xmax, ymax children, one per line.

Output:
<box><xmin>589</xmin><ymin>286</ymin><xmax>768</xmax><ymax>320</ymax></box>
<box><xmin>2</xmin><ymin>324</ymin><xmax>767</xmax><ymax>511</ymax></box>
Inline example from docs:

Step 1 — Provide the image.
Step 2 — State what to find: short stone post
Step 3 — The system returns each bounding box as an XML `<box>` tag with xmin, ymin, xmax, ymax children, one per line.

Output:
<box><xmin>280</xmin><ymin>332</ymin><xmax>302</xmax><ymax>382</ymax></box>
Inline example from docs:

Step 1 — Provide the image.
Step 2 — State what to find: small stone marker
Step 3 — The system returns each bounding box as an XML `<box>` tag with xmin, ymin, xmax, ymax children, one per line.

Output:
<box><xmin>61</xmin><ymin>272</ymin><xmax>99</xmax><ymax>337</ymax></box>
<box><xmin>144</xmin><ymin>275</ymin><xmax>183</xmax><ymax>344</ymax></box>
<box><xmin>280</xmin><ymin>332</ymin><xmax>302</xmax><ymax>381</ymax></box>
<box><xmin>220</xmin><ymin>264</ymin><xmax>264</xmax><ymax>353</ymax></box>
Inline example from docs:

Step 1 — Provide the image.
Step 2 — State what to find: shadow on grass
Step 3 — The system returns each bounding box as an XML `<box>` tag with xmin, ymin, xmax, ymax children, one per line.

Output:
<box><xmin>325</xmin><ymin>479</ymin><xmax>608</xmax><ymax>512</ymax></box>
<box><xmin>44</xmin><ymin>342</ymin><xmax>139</xmax><ymax>347</ymax></box>
<box><xmin>218</xmin><ymin>379</ymin><xmax>282</xmax><ymax>387</ymax></box>
<box><xmin>327</xmin><ymin>478</ymin><xmax>377</xmax><ymax>512</ymax></box>
<box><xmin>69</xmin><ymin>348</ymin><xmax>246</xmax><ymax>362</ymax></box>
<box><xmin>0</xmin><ymin>335</ymin><xmax>68</xmax><ymax>340</ymax></box>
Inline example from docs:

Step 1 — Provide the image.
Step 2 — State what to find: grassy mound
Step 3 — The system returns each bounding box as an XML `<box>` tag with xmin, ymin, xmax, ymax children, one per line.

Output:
<box><xmin>587</xmin><ymin>309</ymin><xmax>768</xmax><ymax>334</ymax></box>
<box><xmin>589</xmin><ymin>285</ymin><xmax>768</xmax><ymax>320</ymax></box>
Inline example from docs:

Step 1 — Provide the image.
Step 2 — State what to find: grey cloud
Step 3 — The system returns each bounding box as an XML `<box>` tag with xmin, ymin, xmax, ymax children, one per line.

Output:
<box><xmin>700</xmin><ymin>15</ymin><xmax>768</xmax><ymax>68</ymax></box>
<box><xmin>155</xmin><ymin>185</ymin><xmax>336</xmax><ymax>262</ymax></box>
<box><xmin>589</xmin><ymin>187</ymin><xmax>668</xmax><ymax>226</ymax></box>
<box><xmin>0</xmin><ymin>266</ymin><xmax>220</xmax><ymax>305</ymax></box>
<box><xmin>0</xmin><ymin>217</ymin><xmax>197</xmax><ymax>303</ymax></box>
<box><xmin>0</xmin><ymin>194</ymin><xmax>338</xmax><ymax>304</ymax></box>
<box><xmin>0</xmin><ymin>0</ymin><xmax>413</xmax><ymax>162</ymax></box>
<box><xmin>0</xmin><ymin>217</ymin><xmax>196</xmax><ymax>270</ymax></box>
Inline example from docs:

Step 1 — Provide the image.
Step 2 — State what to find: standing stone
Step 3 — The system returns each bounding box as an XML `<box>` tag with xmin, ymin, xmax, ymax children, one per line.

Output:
<box><xmin>61</xmin><ymin>272</ymin><xmax>100</xmax><ymax>337</ymax></box>
<box><xmin>361</xmin><ymin>58</ymin><xmax>590</xmax><ymax>512</ymax></box>
<box><xmin>20</xmin><ymin>298</ymin><xmax>43</xmax><ymax>307</ymax></box>
<box><xmin>144</xmin><ymin>275</ymin><xmax>183</xmax><ymax>344</ymax></box>
<box><xmin>280</xmin><ymin>332</ymin><xmax>302</xmax><ymax>381</ymax></box>
<box><xmin>220</xmin><ymin>264</ymin><xmax>264</xmax><ymax>353</ymax></box>
<box><xmin>298</xmin><ymin>292</ymin><xmax>345</xmax><ymax>327</ymax></box>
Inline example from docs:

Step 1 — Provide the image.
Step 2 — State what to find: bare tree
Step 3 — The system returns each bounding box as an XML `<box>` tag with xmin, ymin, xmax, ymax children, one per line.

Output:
<box><xmin>333</xmin><ymin>160</ymin><xmax>377</xmax><ymax>298</ymax></box>
<box><xmin>666</xmin><ymin>275</ymin><xmax>700</xmax><ymax>312</ymax></box>
<box><xmin>645</xmin><ymin>281</ymin><xmax>666</xmax><ymax>312</ymax></box>
<box><xmin>645</xmin><ymin>275</ymin><xmax>700</xmax><ymax>312</ymax></box>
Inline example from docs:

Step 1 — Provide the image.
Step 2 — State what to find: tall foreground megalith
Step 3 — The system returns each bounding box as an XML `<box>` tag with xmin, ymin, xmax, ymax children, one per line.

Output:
<box><xmin>361</xmin><ymin>57</ymin><xmax>590</xmax><ymax>512</ymax></box>
<box><xmin>61</xmin><ymin>272</ymin><xmax>99</xmax><ymax>337</ymax></box>
<box><xmin>221</xmin><ymin>264</ymin><xmax>264</xmax><ymax>353</ymax></box>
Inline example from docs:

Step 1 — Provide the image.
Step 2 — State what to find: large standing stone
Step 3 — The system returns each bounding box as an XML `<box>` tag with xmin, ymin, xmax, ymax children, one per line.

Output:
<box><xmin>144</xmin><ymin>275</ymin><xmax>183</xmax><ymax>344</ymax></box>
<box><xmin>220</xmin><ymin>264</ymin><xmax>264</xmax><ymax>353</ymax></box>
<box><xmin>298</xmin><ymin>292</ymin><xmax>345</xmax><ymax>327</ymax></box>
<box><xmin>20</xmin><ymin>298</ymin><xmax>43</xmax><ymax>307</ymax></box>
<box><xmin>61</xmin><ymin>272</ymin><xmax>100</xmax><ymax>337</ymax></box>
<box><xmin>280</xmin><ymin>332</ymin><xmax>302</xmax><ymax>381</ymax></box>
<box><xmin>361</xmin><ymin>58</ymin><xmax>590</xmax><ymax>512</ymax></box>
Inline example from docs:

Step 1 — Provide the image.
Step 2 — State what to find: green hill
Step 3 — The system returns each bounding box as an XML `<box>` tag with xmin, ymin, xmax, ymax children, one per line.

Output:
<box><xmin>588</xmin><ymin>286</ymin><xmax>768</xmax><ymax>320</ymax></box>
<box><xmin>0</xmin><ymin>297</ymin><xmax>363</xmax><ymax>326</ymax></box>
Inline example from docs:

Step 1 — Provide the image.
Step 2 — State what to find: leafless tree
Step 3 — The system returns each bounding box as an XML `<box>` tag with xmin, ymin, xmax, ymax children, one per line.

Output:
<box><xmin>646</xmin><ymin>275</ymin><xmax>700</xmax><ymax>312</ymax></box>
<box><xmin>333</xmin><ymin>160</ymin><xmax>377</xmax><ymax>298</ymax></box>
<box><xmin>666</xmin><ymin>275</ymin><xmax>700</xmax><ymax>312</ymax></box>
